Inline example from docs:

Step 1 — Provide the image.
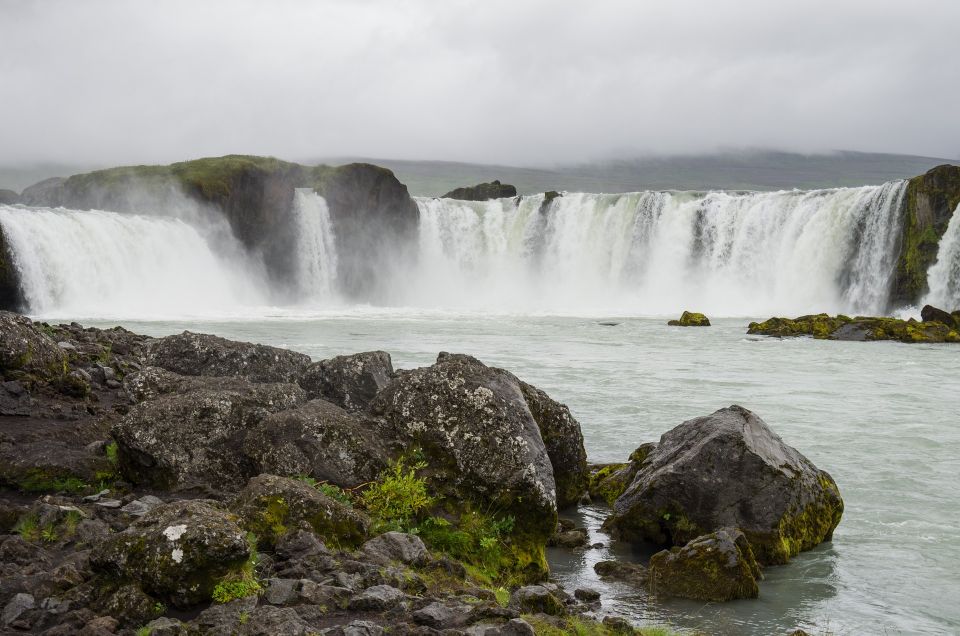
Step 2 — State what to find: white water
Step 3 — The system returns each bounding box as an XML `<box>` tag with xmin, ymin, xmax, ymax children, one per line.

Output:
<box><xmin>413</xmin><ymin>181</ymin><xmax>907</xmax><ymax>316</ymax></box>
<box><xmin>292</xmin><ymin>189</ymin><xmax>339</xmax><ymax>302</ymax></box>
<box><xmin>923</xmin><ymin>203</ymin><xmax>960</xmax><ymax>310</ymax></box>
<box><xmin>0</xmin><ymin>205</ymin><xmax>265</xmax><ymax>318</ymax></box>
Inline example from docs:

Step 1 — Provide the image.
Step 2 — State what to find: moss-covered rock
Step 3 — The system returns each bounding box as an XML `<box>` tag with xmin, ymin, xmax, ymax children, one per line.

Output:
<box><xmin>0</xmin><ymin>311</ymin><xmax>66</xmax><ymax>381</ymax></box>
<box><xmin>602</xmin><ymin>405</ymin><xmax>843</xmax><ymax>565</ymax></box>
<box><xmin>648</xmin><ymin>527</ymin><xmax>761</xmax><ymax>602</ymax></box>
<box><xmin>747</xmin><ymin>313</ymin><xmax>960</xmax><ymax>343</ymax></box>
<box><xmin>921</xmin><ymin>304</ymin><xmax>959</xmax><ymax>329</ymax></box>
<box><xmin>667</xmin><ymin>311</ymin><xmax>711</xmax><ymax>327</ymax></box>
<box><xmin>90</xmin><ymin>499</ymin><xmax>252</xmax><ymax>607</ymax></box>
<box><xmin>587</xmin><ymin>443</ymin><xmax>656</xmax><ymax>505</ymax></box>
<box><xmin>230</xmin><ymin>474</ymin><xmax>370</xmax><ymax>549</ymax></box>
<box><xmin>891</xmin><ymin>164</ymin><xmax>960</xmax><ymax>306</ymax></box>
<box><xmin>441</xmin><ymin>180</ymin><xmax>518</xmax><ymax>201</ymax></box>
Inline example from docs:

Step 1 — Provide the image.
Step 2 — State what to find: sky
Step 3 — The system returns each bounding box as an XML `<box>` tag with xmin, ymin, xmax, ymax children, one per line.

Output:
<box><xmin>1</xmin><ymin>0</ymin><xmax>957</xmax><ymax>167</ymax></box>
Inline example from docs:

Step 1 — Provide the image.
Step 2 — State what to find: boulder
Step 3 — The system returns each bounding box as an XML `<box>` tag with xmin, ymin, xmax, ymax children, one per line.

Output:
<box><xmin>441</xmin><ymin>180</ymin><xmax>518</xmax><ymax>201</ymax></box>
<box><xmin>361</xmin><ymin>531</ymin><xmax>429</xmax><ymax>566</ymax></box>
<box><xmin>602</xmin><ymin>406</ymin><xmax>843</xmax><ymax>565</ymax></box>
<box><xmin>921</xmin><ymin>304</ymin><xmax>958</xmax><ymax>328</ymax></box>
<box><xmin>369</xmin><ymin>353</ymin><xmax>558</xmax><ymax>539</ymax></box>
<box><xmin>147</xmin><ymin>331</ymin><xmax>311</xmax><ymax>383</ymax></box>
<box><xmin>113</xmin><ymin>376</ymin><xmax>306</xmax><ymax>491</ymax></box>
<box><xmin>297</xmin><ymin>351</ymin><xmax>394</xmax><ymax>411</ymax></box>
<box><xmin>667</xmin><ymin>311</ymin><xmax>711</xmax><ymax>327</ymax></box>
<box><xmin>648</xmin><ymin>527</ymin><xmax>762</xmax><ymax>602</ymax></box>
<box><xmin>230</xmin><ymin>474</ymin><xmax>370</xmax><ymax>548</ymax></box>
<box><xmin>347</xmin><ymin>584</ymin><xmax>405</xmax><ymax>611</ymax></box>
<box><xmin>593</xmin><ymin>560</ymin><xmax>648</xmax><ymax>585</ymax></box>
<box><xmin>90</xmin><ymin>500</ymin><xmax>251</xmax><ymax>607</ymax></box>
<box><xmin>748</xmin><ymin>313</ymin><xmax>960</xmax><ymax>343</ymax></box>
<box><xmin>518</xmin><ymin>380</ymin><xmax>588</xmax><ymax>508</ymax></box>
<box><xmin>412</xmin><ymin>600</ymin><xmax>473</xmax><ymax>629</ymax></box>
<box><xmin>0</xmin><ymin>312</ymin><xmax>65</xmax><ymax>380</ymax></box>
<box><xmin>587</xmin><ymin>443</ymin><xmax>656</xmax><ymax>505</ymax></box>
<box><xmin>509</xmin><ymin>585</ymin><xmax>565</xmax><ymax>616</ymax></box>
<box><xmin>244</xmin><ymin>399</ymin><xmax>390</xmax><ymax>488</ymax></box>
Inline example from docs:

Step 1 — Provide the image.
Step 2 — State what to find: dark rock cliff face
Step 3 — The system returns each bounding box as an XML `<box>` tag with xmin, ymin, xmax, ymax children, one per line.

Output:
<box><xmin>891</xmin><ymin>164</ymin><xmax>960</xmax><ymax>307</ymax></box>
<box><xmin>441</xmin><ymin>180</ymin><xmax>518</xmax><ymax>201</ymax></box>
<box><xmin>10</xmin><ymin>156</ymin><xmax>420</xmax><ymax>306</ymax></box>
<box><xmin>0</xmin><ymin>228</ymin><xmax>23</xmax><ymax>312</ymax></box>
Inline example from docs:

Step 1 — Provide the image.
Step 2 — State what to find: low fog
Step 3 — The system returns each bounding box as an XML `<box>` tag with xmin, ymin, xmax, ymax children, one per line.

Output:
<box><xmin>2</xmin><ymin>0</ymin><xmax>958</xmax><ymax>167</ymax></box>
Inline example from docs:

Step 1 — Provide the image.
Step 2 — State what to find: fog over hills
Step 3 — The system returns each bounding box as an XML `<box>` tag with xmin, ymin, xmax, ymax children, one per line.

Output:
<box><xmin>2</xmin><ymin>150</ymin><xmax>955</xmax><ymax>196</ymax></box>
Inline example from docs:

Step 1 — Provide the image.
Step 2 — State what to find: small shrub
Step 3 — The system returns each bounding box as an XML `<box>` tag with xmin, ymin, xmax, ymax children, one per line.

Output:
<box><xmin>415</xmin><ymin>511</ymin><xmax>515</xmax><ymax>581</ymax></box>
<box><xmin>360</xmin><ymin>458</ymin><xmax>432</xmax><ymax>529</ymax></box>
<box><xmin>106</xmin><ymin>441</ymin><xmax>119</xmax><ymax>465</ymax></box>
<box><xmin>14</xmin><ymin>514</ymin><xmax>39</xmax><ymax>542</ymax></box>
<box><xmin>317</xmin><ymin>483</ymin><xmax>353</xmax><ymax>506</ymax></box>
<box><xmin>40</xmin><ymin>524</ymin><xmax>58</xmax><ymax>543</ymax></box>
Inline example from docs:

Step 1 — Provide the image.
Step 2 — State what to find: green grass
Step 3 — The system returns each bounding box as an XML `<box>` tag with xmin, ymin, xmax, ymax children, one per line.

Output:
<box><xmin>211</xmin><ymin>532</ymin><xmax>262</xmax><ymax>603</ymax></box>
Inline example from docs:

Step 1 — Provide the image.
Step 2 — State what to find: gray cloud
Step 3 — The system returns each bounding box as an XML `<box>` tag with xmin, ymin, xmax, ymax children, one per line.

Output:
<box><xmin>1</xmin><ymin>0</ymin><xmax>957</xmax><ymax>166</ymax></box>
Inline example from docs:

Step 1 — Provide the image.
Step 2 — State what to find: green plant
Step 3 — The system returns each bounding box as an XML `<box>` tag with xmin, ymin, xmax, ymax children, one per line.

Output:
<box><xmin>40</xmin><ymin>525</ymin><xmax>58</xmax><ymax>543</ymax></box>
<box><xmin>360</xmin><ymin>458</ymin><xmax>433</xmax><ymax>529</ymax></box>
<box><xmin>211</xmin><ymin>532</ymin><xmax>262</xmax><ymax>603</ymax></box>
<box><xmin>494</xmin><ymin>586</ymin><xmax>510</xmax><ymax>607</ymax></box>
<box><xmin>62</xmin><ymin>510</ymin><xmax>82</xmax><ymax>538</ymax></box>
<box><xmin>134</xmin><ymin>627</ymin><xmax>153</xmax><ymax>636</ymax></box>
<box><xmin>14</xmin><ymin>514</ymin><xmax>39</xmax><ymax>542</ymax></box>
<box><xmin>415</xmin><ymin>511</ymin><xmax>515</xmax><ymax>581</ymax></box>
<box><xmin>96</xmin><ymin>344</ymin><xmax>113</xmax><ymax>365</ymax></box>
<box><xmin>105</xmin><ymin>441</ymin><xmax>119</xmax><ymax>465</ymax></box>
<box><xmin>317</xmin><ymin>483</ymin><xmax>353</xmax><ymax>506</ymax></box>
<box><xmin>153</xmin><ymin>601</ymin><xmax>165</xmax><ymax>615</ymax></box>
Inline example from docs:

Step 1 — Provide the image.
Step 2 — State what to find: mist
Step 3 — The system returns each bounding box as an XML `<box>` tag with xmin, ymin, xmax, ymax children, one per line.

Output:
<box><xmin>1</xmin><ymin>0</ymin><xmax>958</xmax><ymax>167</ymax></box>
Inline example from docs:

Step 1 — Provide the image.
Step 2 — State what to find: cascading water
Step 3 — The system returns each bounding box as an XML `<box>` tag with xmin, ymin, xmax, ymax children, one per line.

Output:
<box><xmin>292</xmin><ymin>190</ymin><xmax>339</xmax><ymax>302</ymax></box>
<box><xmin>923</xmin><ymin>204</ymin><xmax>960</xmax><ymax>310</ymax></box>
<box><xmin>412</xmin><ymin>181</ymin><xmax>908</xmax><ymax>316</ymax></box>
<box><xmin>0</xmin><ymin>204</ymin><xmax>265</xmax><ymax>318</ymax></box>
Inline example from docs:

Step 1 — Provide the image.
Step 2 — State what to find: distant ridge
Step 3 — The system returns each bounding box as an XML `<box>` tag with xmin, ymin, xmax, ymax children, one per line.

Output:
<box><xmin>311</xmin><ymin>151</ymin><xmax>958</xmax><ymax>196</ymax></box>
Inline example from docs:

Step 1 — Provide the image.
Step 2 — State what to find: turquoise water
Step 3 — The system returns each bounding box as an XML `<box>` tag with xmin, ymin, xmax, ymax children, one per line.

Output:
<box><xmin>70</xmin><ymin>312</ymin><xmax>960</xmax><ymax>635</ymax></box>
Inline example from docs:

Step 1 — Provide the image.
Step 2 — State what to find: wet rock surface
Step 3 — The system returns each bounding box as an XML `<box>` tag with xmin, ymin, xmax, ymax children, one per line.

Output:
<box><xmin>748</xmin><ymin>312</ymin><xmax>960</xmax><ymax>342</ymax></box>
<box><xmin>649</xmin><ymin>527</ymin><xmax>762</xmax><ymax>601</ymax></box>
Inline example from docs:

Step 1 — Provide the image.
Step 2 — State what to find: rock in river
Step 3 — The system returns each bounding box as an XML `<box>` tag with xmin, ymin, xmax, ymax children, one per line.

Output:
<box><xmin>648</xmin><ymin>527</ymin><xmax>762</xmax><ymax>601</ymax></box>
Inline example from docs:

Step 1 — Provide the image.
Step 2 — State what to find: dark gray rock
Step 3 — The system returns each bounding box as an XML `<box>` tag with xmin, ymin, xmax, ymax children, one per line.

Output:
<box><xmin>369</xmin><ymin>353</ymin><xmax>559</xmax><ymax>545</ymax></box>
<box><xmin>113</xmin><ymin>375</ymin><xmax>305</xmax><ymax>491</ymax></box>
<box><xmin>262</xmin><ymin>578</ymin><xmax>300</xmax><ymax>605</ymax></box>
<box><xmin>491</xmin><ymin>618</ymin><xmax>536</xmax><ymax>636</ymax></box>
<box><xmin>593</xmin><ymin>560</ymin><xmax>648</xmax><ymax>585</ymax></box>
<box><xmin>2</xmin><ymin>592</ymin><xmax>35</xmax><ymax>627</ymax></box>
<box><xmin>441</xmin><ymin>180</ymin><xmax>518</xmax><ymax>201</ymax></box>
<box><xmin>325</xmin><ymin>620</ymin><xmax>385</xmax><ymax>636</ymax></box>
<box><xmin>348</xmin><ymin>584</ymin><xmax>405</xmax><ymax>611</ymax></box>
<box><xmin>648</xmin><ymin>527</ymin><xmax>762</xmax><ymax>602</ymax></box>
<box><xmin>90</xmin><ymin>499</ymin><xmax>251</xmax><ymax>607</ymax></box>
<box><xmin>298</xmin><ymin>351</ymin><xmax>393</xmax><ymax>411</ymax></box>
<box><xmin>361</xmin><ymin>532</ymin><xmax>429</xmax><ymax>567</ymax></box>
<box><xmin>573</xmin><ymin>588</ymin><xmax>600</xmax><ymax>602</ymax></box>
<box><xmin>921</xmin><ymin>304</ymin><xmax>958</xmax><ymax>328</ymax></box>
<box><xmin>244</xmin><ymin>399</ymin><xmax>390</xmax><ymax>488</ymax></box>
<box><xmin>412</xmin><ymin>600</ymin><xmax>472</xmax><ymax>629</ymax></box>
<box><xmin>519</xmin><ymin>380</ymin><xmax>588</xmax><ymax>508</ymax></box>
<box><xmin>230</xmin><ymin>474</ymin><xmax>370</xmax><ymax>548</ymax></box>
<box><xmin>147</xmin><ymin>331</ymin><xmax>311</xmax><ymax>383</ymax></box>
<box><xmin>237</xmin><ymin>605</ymin><xmax>311</xmax><ymax>635</ymax></box>
<box><xmin>602</xmin><ymin>405</ymin><xmax>844</xmax><ymax>565</ymax></box>
<box><xmin>509</xmin><ymin>585</ymin><xmax>565</xmax><ymax>616</ymax></box>
<box><xmin>0</xmin><ymin>312</ymin><xmax>65</xmax><ymax>379</ymax></box>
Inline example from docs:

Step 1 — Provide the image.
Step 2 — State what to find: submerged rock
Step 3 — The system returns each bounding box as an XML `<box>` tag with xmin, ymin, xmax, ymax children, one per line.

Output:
<box><xmin>441</xmin><ymin>180</ymin><xmax>518</xmax><ymax>201</ymax></box>
<box><xmin>148</xmin><ymin>331</ymin><xmax>312</xmax><ymax>383</ymax></box>
<box><xmin>244</xmin><ymin>398</ymin><xmax>390</xmax><ymax>488</ymax></box>
<box><xmin>648</xmin><ymin>527</ymin><xmax>762</xmax><ymax>601</ymax></box>
<box><xmin>230</xmin><ymin>474</ymin><xmax>370</xmax><ymax>548</ymax></box>
<box><xmin>90</xmin><ymin>499</ymin><xmax>251</xmax><ymax>607</ymax></box>
<box><xmin>602</xmin><ymin>405</ymin><xmax>843</xmax><ymax>565</ymax></box>
<box><xmin>667</xmin><ymin>311</ymin><xmax>711</xmax><ymax>327</ymax></box>
<box><xmin>297</xmin><ymin>351</ymin><xmax>394</xmax><ymax>411</ymax></box>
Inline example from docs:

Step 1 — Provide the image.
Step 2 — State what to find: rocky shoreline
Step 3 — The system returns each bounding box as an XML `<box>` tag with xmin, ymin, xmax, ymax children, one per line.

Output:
<box><xmin>0</xmin><ymin>311</ymin><xmax>845</xmax><ymax>635</ymax></box>
<box><xmin>747</xmin><ymin>304</ymin><xmax>960</xmax><ymax>342</ymax></box>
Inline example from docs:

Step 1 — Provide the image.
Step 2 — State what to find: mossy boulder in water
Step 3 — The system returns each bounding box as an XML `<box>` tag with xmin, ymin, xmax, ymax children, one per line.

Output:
<box><xmin>921</xmin><ymin>304</ymin><xmax>959</xmax><ymax>329</ymax></box>
<box><xmin>667</xmin><ymin>311</ymin><xmax>711</xmax><ymax>327</ymax></box>
<box><xmin>90</xmin><ymin>499</ymin><xmax>252</xmax><ymax>607</ymax></box>
<box><xmin>748</xmin><ymin>313</ymin><xmax>960</xmax><ymax>343</ymax></box>
<box><xmin>602</xmin><ymin>405</ymin><xmax>843</xmax><ymax>565</ymax></box>
<box><xmin>649</xmin><ymin>527</ymin><xmax>762</xmax><ymax>602</ymax></box>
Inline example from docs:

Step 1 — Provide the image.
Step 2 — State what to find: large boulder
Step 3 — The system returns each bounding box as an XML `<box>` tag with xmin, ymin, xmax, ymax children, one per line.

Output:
<box><xmin>602</xmin><ymin>405</ymin><xmax>843</xmax><ymax>565</ymax></box>
<box><xmin>648</xmin><ymin>527</ymin><xmax>762</xmax><ymax>602</ymax></box>
<box><xmin>230</xmin><ymin>474</ymin><xmax>370</xmax><ymax>548</ymax></box>
<box><xmin>518</xmin><ymin>380</ymin><xmax>588</xmax><ymax>508</ymax></box>
<box><xmin>297</xmin><ymin>351</ymin><xmax>393</xmax><ymax>411</ymax></box>
<box><xmin>0</xmin><ymin>312</ymin><xmax>65</xmax><ymax>380</ymax></box>
<box><xmin>244</xmin><ymin>399</ymin><xmax>391</xmax><ymax>488</ymax></box>
<box><xmin>921</xmin><ymin>304</ymin><xmax>958</xmax><ymax>328</ymax></box>
<box><xmin>368</xmin><ymin>353</ymin><xmax>559</xmax><ymax>539</ymax></box>
<box><xmin>90</xmin><ymin>499</ymin><xmax>251</xmax><ymax>607</ymax></box>
<box><xmin>441</xmin><ymin>180</ymin><xmax>518</xmax><ymax>201</ymax></box>
<box><xmin>113</xmin><ymin>372</ymin><xmax>306</xmax><ymax>491</ymax></box>
<box><xmin>147</xmin><ymin>331</ymin><xmax>311</xmax><ymax>383</ymax></box>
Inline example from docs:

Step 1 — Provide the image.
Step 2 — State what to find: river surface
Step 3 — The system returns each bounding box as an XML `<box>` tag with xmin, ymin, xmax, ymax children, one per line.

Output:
<box><xmin>57</xmin><ymin>311</ymin><xmax>959</xmax><ymax>636</ymax></box>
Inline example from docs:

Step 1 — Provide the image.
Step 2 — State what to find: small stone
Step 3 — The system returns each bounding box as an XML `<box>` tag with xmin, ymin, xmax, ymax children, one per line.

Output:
<box><xmin>263</xmin><ymin>578</ymin><xmax>300</xmax><ymax>605</ymax></box>
<box><xmin>94</xmin><ymin>499</ymin><xmax>123</xmax><ymax>509</ymax></box>
<box><xmin>2</xmin><ymin>593</ymin><xmax>35</xmax><ymax>626</ymax></box>
<box><xmin>83</xmin><ymin>489</ymin><xmax>110</xmax><ymax>502</ymax></box>
<box><xmin>120</xmin><ymin>495</ymin><xmax>164</xmax><ymax>516</ymax></box>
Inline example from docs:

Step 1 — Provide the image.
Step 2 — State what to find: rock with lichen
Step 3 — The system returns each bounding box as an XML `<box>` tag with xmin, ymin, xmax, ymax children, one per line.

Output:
<box><xmin>667</xmin><ymin>311</ymin><xmax>711</xmax><ymax>327</ymax></box>
<box><xmin>747</xmin><ymin>313</ymin><xmax>960</xmax><ymax>343</ymax></box>
<box><xmin>602</xmin><ymin>405</ymin><xmax>843</xmax><ymax>565</ymax></box>
<box><xmin>649</xmin><ymin>527</ymin><xmax>762</xmax><ymax>601</ymax></box>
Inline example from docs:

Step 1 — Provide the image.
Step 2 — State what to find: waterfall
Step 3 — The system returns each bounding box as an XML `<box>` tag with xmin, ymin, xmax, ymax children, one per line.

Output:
<box><xmin>412</xmin><ymin>180</ymin><xmax>908</xmax><ymax>316</ymax></box>
<box><xmin>923</xmin><ymin>204</ymin><xmax>960</xmax><ymax>310</ymax></box>
<box><xmin>292</xmin><ymin>190</ymin><xmax>339</xmax><ymax>302</ymax></box>
<box><xmin>0</xmin><ymin>204</ymin><xmax>265</xmax><ymax>318</ymax></box>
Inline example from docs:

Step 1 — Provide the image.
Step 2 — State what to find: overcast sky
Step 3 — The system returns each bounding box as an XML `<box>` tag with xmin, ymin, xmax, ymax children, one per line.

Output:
<box><xmin>1</xmin><ymin>0</ymin><xmax>957</xmax><ymax>166</ymax></box>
